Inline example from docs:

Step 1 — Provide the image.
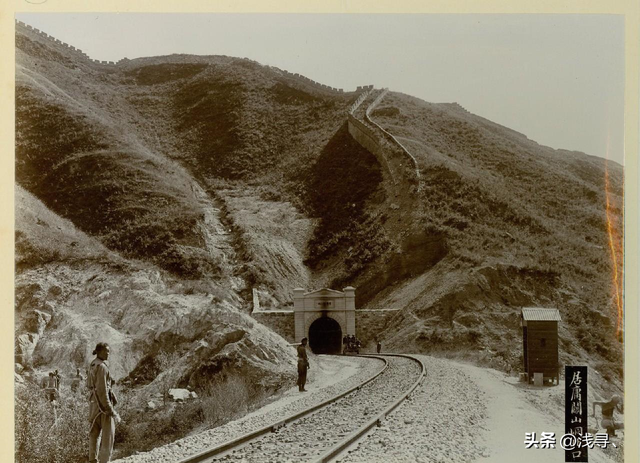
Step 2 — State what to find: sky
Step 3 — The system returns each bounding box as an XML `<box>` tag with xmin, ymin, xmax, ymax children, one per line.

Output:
<box><xmin>16</xmin><ymin>13</ymin><xmax>625</xmax><ymax>165</ymax></box>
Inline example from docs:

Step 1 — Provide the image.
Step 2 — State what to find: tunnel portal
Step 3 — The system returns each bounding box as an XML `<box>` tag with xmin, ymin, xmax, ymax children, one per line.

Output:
<box><xmin>294</xmin><ymin>287</ymin><xmax>355</xmax><ymax>352</ymax></box>
<box><xmin>309</xmin><ymin>316</ymin><xmax>343</xmax><ymax>354</ymax></box>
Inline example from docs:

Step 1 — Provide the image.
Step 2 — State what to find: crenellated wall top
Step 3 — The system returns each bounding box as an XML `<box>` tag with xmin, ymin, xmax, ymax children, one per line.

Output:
<box><xmin>16</xmin><ymin>19</ymin><xmax>381</xmax><ymax>95</ymax></box>
<box><xmin>16</xmin><ymin>20</ymin><xmax>123</xmax><ymax>67</ymax></box>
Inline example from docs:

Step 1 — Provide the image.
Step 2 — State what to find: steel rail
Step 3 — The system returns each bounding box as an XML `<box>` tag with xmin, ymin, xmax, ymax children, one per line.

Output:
<box><xmin>177</xmin><ymin>355</ymin><xmax>388</xmax><ymax>463</ymax></box>
<box><xmin>311</xmin><ymin>354</ymin><xmax>427</xmax><ymax>463</ymax></box>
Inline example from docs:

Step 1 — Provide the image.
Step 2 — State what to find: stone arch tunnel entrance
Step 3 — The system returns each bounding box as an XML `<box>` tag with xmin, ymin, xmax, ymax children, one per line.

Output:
<box><xmin>309</xmin><ymin>316</ymin><xmax>342</xmax><ymax>354</ymax></box>
<box><xmin>294</xmin><ymin>287</ymin><xmax>355</xmax><ymax>353</ymax></box>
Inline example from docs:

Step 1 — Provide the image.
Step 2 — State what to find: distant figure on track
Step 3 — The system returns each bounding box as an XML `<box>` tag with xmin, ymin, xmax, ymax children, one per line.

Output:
<box><xmin>593</xmin><ymin>394</ymin><xmax>624</xmax><ymax>437</ymax></box>
<box><xmin>297</xmin><ymin>338</ymin><xmax>310</xmax><ymax>392</ymax></box>
<box><xmin>88</xmin><ymin>342</ymin><xmax>120</xmax><ymax>463</ymax></box>
<box><xmin>376</xmin><ymin>340</ymin><xmax>382</xmax><ymax>354</ymax></box>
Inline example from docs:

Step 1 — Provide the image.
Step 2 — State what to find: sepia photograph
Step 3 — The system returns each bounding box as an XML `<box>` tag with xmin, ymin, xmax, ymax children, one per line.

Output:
<box><xmin>8</xmin><ymin>5</ymin><xmax>637</xmax><ymax>463</ymax></box>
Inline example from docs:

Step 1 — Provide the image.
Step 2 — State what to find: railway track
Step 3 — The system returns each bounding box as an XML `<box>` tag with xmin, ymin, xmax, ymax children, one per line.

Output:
<box><xmin>178</xmin><ymin>354</ymin><xmax>426</xmax><ymax>463</ymax></box>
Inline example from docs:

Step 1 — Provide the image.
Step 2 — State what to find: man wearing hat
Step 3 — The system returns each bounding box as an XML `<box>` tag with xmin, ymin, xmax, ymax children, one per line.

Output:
<box><xmin>87</xmin><ymin>342</ymin><xmax>120</xmax><ymax>462</ymax></box>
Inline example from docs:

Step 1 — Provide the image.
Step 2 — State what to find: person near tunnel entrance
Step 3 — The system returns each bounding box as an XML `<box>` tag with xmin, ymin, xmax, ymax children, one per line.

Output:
<box><xmin>297</xmin><ymin>338</ymin><xmax>310</xmax><ymax>392</ymax></box>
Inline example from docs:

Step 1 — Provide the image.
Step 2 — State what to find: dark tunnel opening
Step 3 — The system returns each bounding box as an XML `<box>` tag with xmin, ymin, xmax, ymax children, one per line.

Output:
<box><xmin>309</xmin><ymin>317</ymin><xmax>342</xmax><ymax>354</ymax></box>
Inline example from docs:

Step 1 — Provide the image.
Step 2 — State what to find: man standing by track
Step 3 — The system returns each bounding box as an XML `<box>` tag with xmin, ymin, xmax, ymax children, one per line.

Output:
<box><xmin>88</xmin><ymin>342</ymin><xmax>120</xmax><ymax>462</ymax></box>
<box><xmin>297</xmin><ymin>338</ymin><xmax>310</xmax><ymax>392</ymax></box>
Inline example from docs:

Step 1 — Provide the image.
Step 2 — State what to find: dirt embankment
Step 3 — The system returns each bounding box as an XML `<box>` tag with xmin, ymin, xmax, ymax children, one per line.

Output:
<box><xmin>15</xmin><ymin>184</ymin><xmax>296</xmax><ymax>391</ymax></box>
<box><xmin>219</xmin><ymin>189</ymin><xmax>315</xmax><ymax>307</ymax></box>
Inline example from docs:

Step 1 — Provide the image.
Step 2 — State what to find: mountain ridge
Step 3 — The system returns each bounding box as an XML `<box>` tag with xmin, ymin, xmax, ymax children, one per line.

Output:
<box><xmin>14</xmin><ymin>20</ymin><xmax>624</xmax><ymax>458</ymax></box>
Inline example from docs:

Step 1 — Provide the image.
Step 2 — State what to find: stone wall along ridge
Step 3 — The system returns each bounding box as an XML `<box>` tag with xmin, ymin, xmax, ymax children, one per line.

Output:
<box><xmin>349</xmin><ymin>86</ymin><xmax>375</xmax><ymax>114</ymax></box>
<box><xmin>365</xmin><ymin>89</ymin><xmax>423</xmax><ymax>192</ymax></box>
<box><xmin>16</xmin><ymin>20</ymin><xmax>122</xmax><ymax>67</ymax></box>
<box><xmin>15</xmin><ymin>19</ymin><xmax>381</xmax><ymax>88</ymax></box>
<box><xmin>347</xmin><ymin>113</ymin><xmax>399</xmax><ymax>187</ymax></box>
<box><xmin>270</xmin><ymin>66</ymin><xmax>373</xmax><ymax>94</ymax></box>
<box><xmin>347</xmin><ymin>88</ymin><xmax>421</xmax><ymax>195</ymax></box>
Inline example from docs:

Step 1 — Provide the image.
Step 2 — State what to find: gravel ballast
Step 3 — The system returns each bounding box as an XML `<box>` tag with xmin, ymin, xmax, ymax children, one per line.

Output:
<box><xmin>339</xmin><ymin>355</ymin><xmax>487</xmax><ymax>463</ymax></box>
<box><xmin>215</xmin><ymin>355</ymin><xmax>422</xmax><ymax>462</ymax></box>
<box><xmin>114</xmin><ymin>355</ymin><xmax>383</xmax><ymax>463</ymax></box>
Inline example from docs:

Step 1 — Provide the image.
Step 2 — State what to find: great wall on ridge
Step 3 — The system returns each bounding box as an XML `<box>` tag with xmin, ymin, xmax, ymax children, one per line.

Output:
<box><xmin>16</xmin><ymin>18</ymin><xmax>423</xmax><ymax>199</ymax></box>
<box><xmin>16</xmin><ymin>20</ymin><xmax>120</xmax><ymax>66</ymax></box>
<box><xmin>16</xmin><ymin>19</ymin><xmax>433</xmax><ymax>345</ymax></box>
<box><xmin>16</xmin><ymin>20</ymin><xmax>372</xmax><ymax>96</ymax></box>
<box><xmin>348</xmin><ymin>88</ymin><xmax>423</xmax><ymax>198</ymax></box>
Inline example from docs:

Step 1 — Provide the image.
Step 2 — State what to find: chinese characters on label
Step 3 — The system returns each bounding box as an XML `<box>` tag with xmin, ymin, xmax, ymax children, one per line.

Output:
<box><xmin>565</xmin><ymin>366</ymin><xmax>588</xmax><ymax>462</ymax></box>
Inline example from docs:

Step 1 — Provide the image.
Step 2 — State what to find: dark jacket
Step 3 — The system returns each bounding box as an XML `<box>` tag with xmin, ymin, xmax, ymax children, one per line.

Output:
<box><xmin>297</xmin><ymin>344</ymin><xmax>309</xmax><ymax>370</ymax></box>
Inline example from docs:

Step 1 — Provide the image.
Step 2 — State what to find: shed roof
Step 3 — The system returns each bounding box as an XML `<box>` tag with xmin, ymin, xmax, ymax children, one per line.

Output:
<box><xmin>521</xmin><ymin>307</ymin><xmax>562</xmax><ymax>321</ymax></box>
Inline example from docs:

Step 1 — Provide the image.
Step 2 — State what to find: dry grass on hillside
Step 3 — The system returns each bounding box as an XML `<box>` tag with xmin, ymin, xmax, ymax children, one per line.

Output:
<box><xmin>368</xmin><ymin>92</ymin><xmax>623</xmax><ymax>385</ymax></box>
<box><xmin>15</xmin><ymin>383</ymin><xmax>88</xmax><ymax>463</ymax></box>
<box><xmin>15</xmin><ymin>185</ymin><xmax>115</xmax><ymax>269</ymax></box>
<box><xmin>16</xmin><ymin>43</ymin><xmax>221</xmax><ymax>278</ymax></box>
<box><xmin>371</xmin><ymin>92</ymin><xmax>622</xmax><ymax>303</ymax></box>
<box><xmin>115</xmin><ymin>375</ymin><xmax>263</xmax><ymax>459</ymax></box>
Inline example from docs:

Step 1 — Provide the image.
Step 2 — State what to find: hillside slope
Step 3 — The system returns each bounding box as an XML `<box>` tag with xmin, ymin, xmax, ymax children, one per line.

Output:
<box><xmin>363</xmin><ymin>93</ymin><xmax>623</xmax><ymax>390</ymax></box>
<box><xmin>15</xmin><ymin>18</ymin><xmax>623</xmax><ymax>410</ymax></box>
<box><xmin>14</xmin><ymin>27</ymin><xmax>302</xmax><ymax>444</ymax></box>
<box><xmin>15</xmin><ymin>185</ymin><xmax>295</xmax><ymax>385</ymax></box>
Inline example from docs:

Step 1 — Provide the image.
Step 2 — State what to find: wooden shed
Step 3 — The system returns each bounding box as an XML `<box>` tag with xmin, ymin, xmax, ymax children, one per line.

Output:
<box><xmin>521</xmin><ymin>307</ymin><xmax>561</xmax><ymax>385</ymax></box>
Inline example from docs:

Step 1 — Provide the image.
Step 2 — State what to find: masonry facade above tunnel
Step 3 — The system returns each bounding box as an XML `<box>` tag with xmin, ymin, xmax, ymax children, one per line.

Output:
<box><xmin>293</xmin><ymin>287</ymin><xmax>356</xmax><ymax>349</ymax></box>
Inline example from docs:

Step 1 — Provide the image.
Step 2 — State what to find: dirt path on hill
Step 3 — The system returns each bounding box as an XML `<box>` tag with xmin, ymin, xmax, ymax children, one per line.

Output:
<box><xmin>191</xmin><ymin>182</ymin><xmax>236</xmax><ymax>266</ymax></box>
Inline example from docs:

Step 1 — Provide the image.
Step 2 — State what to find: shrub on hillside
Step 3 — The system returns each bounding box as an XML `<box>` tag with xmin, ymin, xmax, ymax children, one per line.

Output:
<box><xmin>16</xmin><ymin>87</ymin><xmax>108</xmax><ymax>194</ymax></box>
<box><xmin>103</xmin><ymin>216</ymin><xmax>220</xmax><ymax>279</ymax></box>
<box><xmin>15</xmin><ymin>383</ymin><xmax>88</xmax><ymax>463</ymax></box>
<box><xmin>198</xmin><ymin>375</ymin><xmax>252</xmax><ymax>426</ymax></box>
<box><xmin>115</xmin><ymin>375</ymin><xmax>263</xmax><ymax>458</ymax></box>
<box><xmin>159</xmin><ymin>248</ymin><xmax>221</xmax><ymax>279</ymax></box>
<box><xmin>124</xmin><ymin>63</ymin><xmax>208</xmax><ymax>86</ymax></box>
<box><xmin>15</xmin><ymin>230</ymin><xmax>63</xmax><ymax>268</ymax></box>
<box><xmin>467</xmin><ymin>329</ymin><xmax>482</xmax><ymax>344</ymax></box>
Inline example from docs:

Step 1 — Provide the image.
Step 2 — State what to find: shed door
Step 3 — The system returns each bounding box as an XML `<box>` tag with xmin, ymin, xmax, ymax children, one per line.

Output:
<box><xmin>523</xmin><ymin>326</ymin><xmax>528</xmax><ymax>373</ymax></box>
